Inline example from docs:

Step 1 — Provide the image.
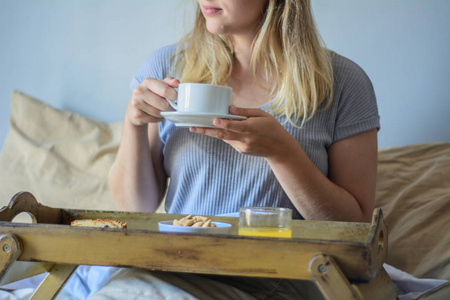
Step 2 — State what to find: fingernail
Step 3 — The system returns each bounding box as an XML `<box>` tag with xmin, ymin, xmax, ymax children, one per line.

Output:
<box><xmin>190</xmin><ymin>127</ymin><xmax>197</xmax><ymax>132</ymax></box>
<box><xmin>214</xmin><ymin>119</ymin><xmax>222</xmax><ymax>126</ymax></box>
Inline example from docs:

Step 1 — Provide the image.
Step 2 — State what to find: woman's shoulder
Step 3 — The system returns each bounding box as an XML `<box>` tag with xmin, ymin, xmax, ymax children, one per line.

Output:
<box><xmin>330</xmin><ymin>51</ymin><xmax>374</xmax><ymax>90</ymax></box>
<box><xmin>144</xmin><ymin>44</ymin><xmax>179</xmax><ymax>65</ymax></box>
<box><xmin>138</xmin><ymin>44</ymin><xmax>180</xmax><ymax>72</ymax></box>
<box><xmin>330</xmin><ymin>52</ymin><xmax>369</xmax><ymax>77</ymax></box>
<box><xmin>130</xmin><ymin>44</ymin><xmax>179</xmax><ymax>89</ymax></box>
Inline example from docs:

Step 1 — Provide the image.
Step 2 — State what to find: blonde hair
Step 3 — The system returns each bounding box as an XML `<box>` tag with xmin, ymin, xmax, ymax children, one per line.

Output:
<box><xmin>172</xmin><ymin>0</ymin><xmax>333</xmax><ymax>126</ymax></box>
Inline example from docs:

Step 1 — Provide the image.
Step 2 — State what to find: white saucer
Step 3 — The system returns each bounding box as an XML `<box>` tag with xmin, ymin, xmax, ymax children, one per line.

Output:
<box><xmin>161</xmin><ymin>111</ymin><xmax>247</xmax><ymax>128</ymax></box>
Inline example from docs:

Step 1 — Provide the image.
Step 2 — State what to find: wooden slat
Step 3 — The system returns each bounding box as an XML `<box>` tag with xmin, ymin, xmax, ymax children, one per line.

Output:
<box><xmin>0</xmin><ymin>261</ymin><xmax>53</xmax><ymax>286</ymax></box>
<box><xmin>309</xmin><ymin>253</ymin><xmax>361</xmax><ymax>300</ymax></box>
<box><xmin>0</xmin><ymin>234</ymin><xmax>22</xmax><ymax>282</ymax></box>
<box><xmin>30</xmin><ymin>264</ymin><xmax>77</xmax><ymax>300</ymax></box>
<box><xmin>0</xmin><ymin>223</ymin><xmax>376</xmax><ymax>281</ymax></box>
<box><xmin>60</xmin><ymin>210</ymin><xmax>372</xmax><ymax>242</ymax></box>
<box><xmin>309</xmin><ymin>253</ymin><xmax>398</xmax><ymax>300</ymax></box>
<box><xmin>352</xmin><ymin>267</ymin><xmax>398</xmax><ymax>300</ymax></box>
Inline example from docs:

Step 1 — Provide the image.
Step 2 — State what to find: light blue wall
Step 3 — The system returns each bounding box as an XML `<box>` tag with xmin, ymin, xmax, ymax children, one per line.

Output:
<box><xmin>0</xmin><ymin>0</ymin><xmax>191</xmax><ymax>147</ymax></box>
<box><xmin>312</xmin><ymin>0</ymin><xmax>450</xmax><ymax>147</ymax></box>
<box><xmin>1</xmin><ymin>0</ymin><xmax>449</xmax><ymax>148</ymax></box>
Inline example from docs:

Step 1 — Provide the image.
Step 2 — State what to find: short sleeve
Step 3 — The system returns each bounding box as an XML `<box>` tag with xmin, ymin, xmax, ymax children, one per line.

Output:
<box><xmin>129</xmin><ymin>44</ymin><xmax>178</xmax><ymax>90</ymax></box>
<box><xmin>332</xmin><ymin>55</ymin><xmax>380</xmax><ymax>142</ymax></box>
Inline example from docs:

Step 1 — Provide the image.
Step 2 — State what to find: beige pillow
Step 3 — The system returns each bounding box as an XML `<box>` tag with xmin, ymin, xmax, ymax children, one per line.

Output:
<box><xmin>0</xmin><ymin>90</ymin><xmax>122</xmax><ymax>211</ymax></box>
<box><xmin>376</xmin><ymin>142</ymin><xmax>450</xmax><ymax>280</ymax></box>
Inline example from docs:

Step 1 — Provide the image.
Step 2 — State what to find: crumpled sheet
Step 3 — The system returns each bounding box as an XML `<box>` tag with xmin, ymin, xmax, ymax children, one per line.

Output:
<box><xmin>384</xmin><ymin>264</ymin><xmax>449</xmax><ymax>300</ymax></box>
<box><xmin>0</xmin><ymin>266</ymin><xmax>119</xmax><ymax>300</ymax></box>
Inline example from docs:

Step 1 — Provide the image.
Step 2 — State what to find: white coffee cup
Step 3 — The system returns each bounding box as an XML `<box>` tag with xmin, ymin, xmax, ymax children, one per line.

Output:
<box><xmin>166</xmin><ymin>83</ymin><xmax>232</xmax><ymax>115</ymax></box>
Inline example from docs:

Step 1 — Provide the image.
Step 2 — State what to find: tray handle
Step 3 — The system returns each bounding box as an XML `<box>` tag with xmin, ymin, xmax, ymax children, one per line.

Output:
<box><xmin>365</xmin><ymin>208</ymin><xmax>388</xmax><ymax>280</ymax></box>
<box><xmin>0</xmin><ymin>192</ymin><xmax>62</xmax><ymax>224</ymax></box>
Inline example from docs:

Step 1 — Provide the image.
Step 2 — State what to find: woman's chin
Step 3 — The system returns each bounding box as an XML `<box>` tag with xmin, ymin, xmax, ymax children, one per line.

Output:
<box><xmin>206</xmin><ymin>22</ymin><xmax>228</xmax><ymax>35</ymax></box>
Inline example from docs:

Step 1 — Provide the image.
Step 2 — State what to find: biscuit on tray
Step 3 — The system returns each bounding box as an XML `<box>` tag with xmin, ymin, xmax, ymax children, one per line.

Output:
<box><xmin>173</xmin><ymin>215</ymin><xmax>216</xmax><ymax>228</ymax></box>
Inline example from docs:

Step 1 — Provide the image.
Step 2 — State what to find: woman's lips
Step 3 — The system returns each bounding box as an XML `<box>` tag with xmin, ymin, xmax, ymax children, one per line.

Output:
<box><xmin>202</xmin><ymin>6</ymin><xmax>222</xmax><ymax>17</ymax></box>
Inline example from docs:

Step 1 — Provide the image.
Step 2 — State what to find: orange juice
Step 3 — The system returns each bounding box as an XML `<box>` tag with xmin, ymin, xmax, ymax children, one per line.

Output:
<box><xmin>238</xmin><ymin>227</ymin><xmax>292</xmax><ymax>238</ymax></box>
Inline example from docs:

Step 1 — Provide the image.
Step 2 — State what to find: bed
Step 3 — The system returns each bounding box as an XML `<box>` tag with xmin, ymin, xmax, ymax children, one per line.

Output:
<box><xmin>0</xmin><ymin>90</ymin><xmax>449</xmax><ymax>299</ymax></box>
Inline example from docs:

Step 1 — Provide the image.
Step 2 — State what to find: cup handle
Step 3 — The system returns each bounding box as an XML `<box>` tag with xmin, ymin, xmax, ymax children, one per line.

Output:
<box><xmin>166</xmin><ymin>99</ymin><xmax>178</xmax><ymax>110</ymax></box>
<box><xmin>166</xmin><ymin>87</ymin><xmax>178</xmax><ymax>110</ymax></box>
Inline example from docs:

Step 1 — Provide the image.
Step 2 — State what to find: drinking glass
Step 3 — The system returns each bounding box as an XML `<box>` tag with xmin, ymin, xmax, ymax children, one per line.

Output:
<box><xmin>238</xmin><ymin>207</ymin><xmax>292</xmax><ymax>238</ymax></box>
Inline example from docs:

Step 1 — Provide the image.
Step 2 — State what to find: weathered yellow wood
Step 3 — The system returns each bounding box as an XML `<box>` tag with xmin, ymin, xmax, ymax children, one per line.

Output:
<box><xmin>352</xmin><ymin>267</ymin><xmax>398</xmax><ymax>300</ymax></box>
<box><xmin>0</xmin><ymin>261</ymin><xmax>54</xmax><ymax>286</ymax></box>
<box><xmin>0</xmin><ymin>192</ymin><xmax>61</xmax><ymax>224</ymax></box>
<box><xmin>293</xmin><ymin>220</ymin><xmax>370</xmax><ymax>242</ymax></box>
<box><xmin>1</xmin><ymin>192</ymin><xmax>373</xmax><ymax>241</ymax></box>
<box><xmin>0</xmin><ymin>222</ymin><xmax>375</xmax><ymax>281</ymax></box>
<box><xmin>309</xmin><ymin>253</ymin><xmax>398</xmax><ymax>300</ymax></box>
<box><xmin>0</xmin><ymin>192</ymin><xmax>394</xmax><ymax>299</ymax></box>
<box><xmin>309</xmin><ymin>253</ymin><xmax>361</xmax><ymax>300</ymax></box>
<box><xmin>0</xmin><ymin>234</ymin><xmax>22</xmax><ymax>281</ymax></box>
<box><xmin>30</xmin><ymin>264</ymin><xmax>77</xmax><ymax>300</ymax></box>
<box><xmin>364</xmin><ymin>208</ymin><xmax>389</xmax><ymax>280</ymax></box>
<box><xmin>60</xmin><ymin>210</ymin><xmax>372</xmax><ymax>241</ymax></box>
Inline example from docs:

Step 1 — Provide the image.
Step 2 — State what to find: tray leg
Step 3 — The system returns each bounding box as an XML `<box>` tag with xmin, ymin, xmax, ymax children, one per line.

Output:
<box><xmin>0</xmin><ymin>234</ymin><xmax>22</xmax><ymax>281</ymax></box>
<box><xmin>30</xmin><ymin>264</ymin><xmax>78</xmax><ymax>300</ymax></box>
<box><xmin>309</xmin><ymin>253</ymin><xmax>361</xmax><ymax>300</ymax></box>
<box><xmin>351</xmin><ymin>266</ymin><xmax>398</xmax><ymax>300</ymax></box>
<box><xmin>309</xmin><ymin>253</ymin><xmax>398</xmax><ymax>300</ymax></box>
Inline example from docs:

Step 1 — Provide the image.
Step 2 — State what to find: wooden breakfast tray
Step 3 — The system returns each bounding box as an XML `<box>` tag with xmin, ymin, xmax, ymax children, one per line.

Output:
<box><xmin>0</xmin><ymin>192</ymin><xmax>397</xmax><ymax>299</ymax></box>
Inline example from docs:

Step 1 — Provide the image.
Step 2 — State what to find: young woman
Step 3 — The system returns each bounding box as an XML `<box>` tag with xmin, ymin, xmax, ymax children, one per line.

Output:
<box><xmin>110</xmin><ymin>0</ymin><xmax>378</xmax><ymax>222</ymax></box>
<box><xmin>103</xmin><ymin>0</ymin><xmax>379</xmax><ymax>298</ymax></box>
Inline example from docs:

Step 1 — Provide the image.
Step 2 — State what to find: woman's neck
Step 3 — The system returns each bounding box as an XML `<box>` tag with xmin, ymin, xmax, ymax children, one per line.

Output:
<box><xmin>229</xmin><ymin>34</ymin><xmax>255</xmax><ymax>75</ymax></box>
<box><xmin>227</xmin><ymin>35</ymin><xmax>272</xmax><ymax>108</ymax></box>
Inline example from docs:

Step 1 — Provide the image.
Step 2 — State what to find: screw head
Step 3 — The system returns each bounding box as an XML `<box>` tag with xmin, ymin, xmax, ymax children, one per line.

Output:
<box><xmin>318</xmin><ymin>264</ymin><xmax>327</xmax><ymax>273</ymax></box>
<box><xmin>3</xmin><ymin>244</ymin><xmax>11</xmax><ymax>253</ymax></box>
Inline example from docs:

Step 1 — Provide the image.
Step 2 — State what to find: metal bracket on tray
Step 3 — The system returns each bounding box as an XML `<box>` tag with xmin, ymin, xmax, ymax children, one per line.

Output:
<box><xmin>0</xmin><ymin>234</ymin><xmax>22</xmax><ymax>280</ymax></box>
<box><xmin>309</xmin><ymin>253</ymin><xmax>397</xmax><ymax>300</ymax></box>
<box><xmin>0</xmin><ymin>233</ymin><xmax>76</xmax><ymax>300</ymax></box>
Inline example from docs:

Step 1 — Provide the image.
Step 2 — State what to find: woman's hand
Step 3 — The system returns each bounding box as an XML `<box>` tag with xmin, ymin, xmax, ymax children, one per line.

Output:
<box><xmin>127</xmin><ymin>77</ymin><xmax>179</xmax><ymax>126</ymax></box>
<box><xmin>190</xmin><ymin>106</ymin><xmax>299</xmax><ymax>158</ymax></box>
<box><xmin>190</xmin><ymin>105</ymin><xmax>377</xmax><ymax>222</ymax></box>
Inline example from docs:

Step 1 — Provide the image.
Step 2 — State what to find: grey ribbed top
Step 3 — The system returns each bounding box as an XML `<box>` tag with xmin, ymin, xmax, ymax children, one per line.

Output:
<box><xmin>131</xmin><ymin>45</ymin><xmax>380</xmax><ymax>219</ymax></box>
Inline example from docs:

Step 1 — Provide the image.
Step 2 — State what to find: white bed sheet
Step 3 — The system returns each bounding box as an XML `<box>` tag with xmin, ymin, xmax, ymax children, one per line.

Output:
<box><xmin>0</xmin><ymin>266</ymin><xmax>119</xmax><ymax>300</ymax></box>
<box><xmin>0</xmin><ymin>264</ymin><xmax>448</xmax><ymax>300</ymax></box>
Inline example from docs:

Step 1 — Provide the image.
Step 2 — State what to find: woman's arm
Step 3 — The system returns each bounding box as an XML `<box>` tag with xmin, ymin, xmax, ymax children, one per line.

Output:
<box><xmin>191</xmin><ymin>106</ymin><xmax>377</xmax><ymax>222</ymax></box>
<box><xmin>109</xmin><ymin>122</ymin><xmax>166</xmax><ymax>212</ymax></box>
<box><xmin>109</xmin><ymin>77</ymin><xmax>178</xmax><ymax>212</ymax></box>
<box><xmin>266</xmin><ymin>128</ymin><xmax>377</xmax><ymax>222</ymax></box>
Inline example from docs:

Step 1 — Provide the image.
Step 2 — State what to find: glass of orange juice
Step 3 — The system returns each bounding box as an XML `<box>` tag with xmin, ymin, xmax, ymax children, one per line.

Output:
<box><xmin>238</xmin><ymin>207</ymin><xmax>292</xmax><ymax>238</ymax></box>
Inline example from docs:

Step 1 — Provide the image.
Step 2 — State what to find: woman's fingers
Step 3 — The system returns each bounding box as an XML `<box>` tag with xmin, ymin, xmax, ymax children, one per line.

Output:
<box><xmin>162</xmin><ymin>76</ymin><xmax>180</xmax><ymax>90</ymax></box>
<box><xmin>139</xmin><ymin>78</ymin><xmax>177</xmax><ymax>107</ymax></box>
<box><xmin>189</xmin><ymin>117</ymin><xmax>251</xmax><ymax>143</ymax></box>
<box><xmin>212</xmin><ymin>107</ymin><xmax>269</xmax><ymax>134</ymax></box>
<box><xmin>229</xmin><ymin>106</ymin><xmax>267</xmax><ymax>118</ymax></box>
<box><xmin>130</xmin><ymin>96</ymin><xmax>165</xmax><ymax>119</ymax></box>
<box><xmin>212</xmin><ymin>119</ymin><xmax>249</xmax><ymax>137</ymax></box>
<box><xmin>190</xmin><ymin>107</ymin><xmax>269</xmax><ymax>138</ymax></box>
<box><xmin>127</xmin><ymin>77</ymin><xmax>179</xmax><ymax>126</ymax></box>
<box><xmin>190</xmin><ymin>107</ymin><xmax>290</xmax><ymax>157</ymax></box>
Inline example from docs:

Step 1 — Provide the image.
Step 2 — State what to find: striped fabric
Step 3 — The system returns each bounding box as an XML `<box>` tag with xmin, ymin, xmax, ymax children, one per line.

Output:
<box><xmin>130</xmin><ymin>45</ymin><xmax>380</xmax><ymax>219</ymax></box>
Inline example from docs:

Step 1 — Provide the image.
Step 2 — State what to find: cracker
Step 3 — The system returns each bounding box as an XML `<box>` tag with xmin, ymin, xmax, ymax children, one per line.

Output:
<box><xmin>173</xmin><ymin>215</ymin><xmax>215</xmax><ymax>228</ymax></box>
